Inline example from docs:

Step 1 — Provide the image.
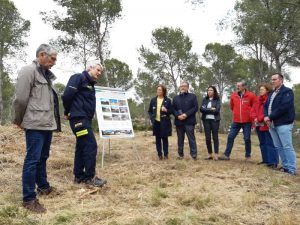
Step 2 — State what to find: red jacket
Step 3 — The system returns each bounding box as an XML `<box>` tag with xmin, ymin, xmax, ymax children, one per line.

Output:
<box><xmin>230</xmin><ymin>90</ymin><xmax>256</xmax><ymax>123</ymax></box>
<box><xmin>250</xmin><ymin>95</ymin><xmax>269</xmax><ymax>131</ymax></box>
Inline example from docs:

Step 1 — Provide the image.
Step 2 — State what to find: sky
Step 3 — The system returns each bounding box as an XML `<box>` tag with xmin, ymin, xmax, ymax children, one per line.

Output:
<box><xmin>11</xmin><ymin>0</ymin><xmax>300</xmax><ymax>88</ymax></box>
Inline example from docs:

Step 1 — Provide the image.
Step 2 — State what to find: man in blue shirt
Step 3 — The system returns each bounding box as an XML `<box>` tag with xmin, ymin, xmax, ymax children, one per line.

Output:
<box><xmin>62</xmin><ymin>63</ymin><xmax>107</xmax><ymax>186</ymax></box>
<box><xmin>264</xmin><ymin>73</ymin><xmax>297</xmax><ymax>175</ymax></box>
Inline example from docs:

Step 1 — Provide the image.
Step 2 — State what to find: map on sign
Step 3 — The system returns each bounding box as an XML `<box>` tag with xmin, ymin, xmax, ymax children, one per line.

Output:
<box><xmin>95</xmin><ymin>86</ymin><xmax>134</xmax><ymax>139</ymax></box>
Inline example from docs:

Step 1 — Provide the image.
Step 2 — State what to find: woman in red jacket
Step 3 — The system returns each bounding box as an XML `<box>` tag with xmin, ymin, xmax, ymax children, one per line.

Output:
<box><xmin>251</xmin><ymin>83</ymin><xmax>278</xmax><ymax>168</ymax></box>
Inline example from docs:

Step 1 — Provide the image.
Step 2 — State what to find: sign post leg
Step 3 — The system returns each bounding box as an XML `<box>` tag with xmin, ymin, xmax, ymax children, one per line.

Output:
<box><xmin>101</xmin><ymin>141</ymin><xmax>105</xmax><ymax>168</ymax></box>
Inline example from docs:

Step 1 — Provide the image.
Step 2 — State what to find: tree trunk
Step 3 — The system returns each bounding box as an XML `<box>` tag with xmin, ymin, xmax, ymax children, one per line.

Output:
<box><xmin>0</xmin><ymin>55</ymin><xmax>4</xmax><ymax>125</ymax></box>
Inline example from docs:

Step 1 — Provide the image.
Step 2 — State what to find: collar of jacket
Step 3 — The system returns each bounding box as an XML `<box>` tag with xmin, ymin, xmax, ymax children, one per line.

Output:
<box><xmin>235</xmin><ymin>90</ymin><xmax>250</xmax><ymax>97</ymax></box>
<box><xmin>258</xmin><ymin>94</ymin><xmax>267</xmax><ymax>103</ymax></box>
<box><xmin>179</xmin><ymin>91</ymin><xmax>189</xmax><ymax>96</ymax></box>
<box><xmin>82</xmin><ymin>70</ymin><xmax>96</xmax><ymax>85</ymax></box>
<box><xmin>33</xmin><ymin>60</ymin><xmax>56</xmax><ymax>81</ymax></box>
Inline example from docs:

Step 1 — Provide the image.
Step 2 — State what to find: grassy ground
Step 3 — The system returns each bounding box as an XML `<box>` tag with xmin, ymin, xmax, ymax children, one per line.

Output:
<box><xmin>0</xmin><ymin>125</ymin><xmax>299</xmax><ymax>225</ymax></box>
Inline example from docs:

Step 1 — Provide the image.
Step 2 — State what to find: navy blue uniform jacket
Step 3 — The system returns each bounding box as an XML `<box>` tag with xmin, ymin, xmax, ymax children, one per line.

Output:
<box><xmin>264</xmin><ymin>85</ymin><xmax>295</xmax><ymax>126</ymax></box>
<box><xmin>62</xmin><ymin>71</ymin><xmax>96</xmax><ymax>120</ymax></box>
<box><xmin>172</xmin><ymin>92</ymin><xmax>199</xmax><ymax>126</ymax></box>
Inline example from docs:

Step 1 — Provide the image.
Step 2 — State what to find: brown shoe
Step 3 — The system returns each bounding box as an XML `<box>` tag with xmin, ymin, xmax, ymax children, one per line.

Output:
<box><xmin>22</xmin><ymin>199</ymin><xmax>46</xmax><ymax>213</ymax></box>
<box><xmin>37</xmin><ymin>186</ymin><xmax>59</xmax><ymax>196</ymax></box>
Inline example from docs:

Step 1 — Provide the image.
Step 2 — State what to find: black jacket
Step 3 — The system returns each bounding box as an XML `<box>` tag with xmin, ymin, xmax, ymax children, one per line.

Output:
<box><xmin>264</xmin><ymin>85</ymin><xmax>295</xmax><ymax>126</ymax></box>
<box><xmin>200</xmin><ymin>97</ymin><xmax>221</xmax><ymax>121</ymax></box>
<box><xmin>172</xmin><ymin>92</ymin><xmax>198</xmax><ymax>126</ymax></box>
<box><xmin>62</xmin><ymin>71</ymin><xmax>96</xmax><ymax>120</ymax></box>
<box><xmin>148</xmin><ymin>96</ymin><xmax>172</xmax><ymax>137</ymax></box>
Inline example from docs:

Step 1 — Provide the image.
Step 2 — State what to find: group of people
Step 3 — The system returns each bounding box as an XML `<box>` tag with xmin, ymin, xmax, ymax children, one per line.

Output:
<box><xmin>148</xmin><ymin>76</ymin><xmax>297</xmax><ymax>173</ymax></box>
<box><xmin>13</xmin><ymin>44</ymin><xmax>297</xmax><ymax>214</ymax></box>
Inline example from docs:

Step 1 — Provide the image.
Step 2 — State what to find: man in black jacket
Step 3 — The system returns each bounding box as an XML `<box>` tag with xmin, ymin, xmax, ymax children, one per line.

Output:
<box><xmin>62</xmin><ymin>63</ymin><xmax>107</xmax><ymax>187</ymax></box>
<box><xmin>173</xmin><ymin>81</ymin><xmax>199</xmax><ymax>160</ymax></box>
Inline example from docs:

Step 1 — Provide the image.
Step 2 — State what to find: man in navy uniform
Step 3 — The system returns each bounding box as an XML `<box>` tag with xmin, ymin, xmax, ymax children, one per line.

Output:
<box><xmin>62</xmin><ymin>62</ymin><xmax>107</xmax><ymax>187</ymax></box>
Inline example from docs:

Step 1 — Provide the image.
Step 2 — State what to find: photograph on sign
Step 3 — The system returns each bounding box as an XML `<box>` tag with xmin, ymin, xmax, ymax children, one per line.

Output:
<box><xmin>95</xmin><ymin>86</ymin><xmax>134</xmax><ymax>139</ymax></box>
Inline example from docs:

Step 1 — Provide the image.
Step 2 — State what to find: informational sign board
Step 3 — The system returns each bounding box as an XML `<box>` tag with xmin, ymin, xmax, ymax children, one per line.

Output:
<box><xmin>95</xmin><ymin>86</ymin><xmax>134</xmax><ymax>139</ymax></box>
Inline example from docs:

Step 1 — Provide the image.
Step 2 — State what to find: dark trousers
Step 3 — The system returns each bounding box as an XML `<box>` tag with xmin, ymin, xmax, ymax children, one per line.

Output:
<box><xmin>256</xmin><ymin>128</ymin><xmax>279</xmax><ymax>165</ymax></box>
<box><xmin>70</xmin><ymin>118</ymin><xmax>97</xmax><ymax>180</ymax></box>
<box><xmin>203</xmin><ymin>119</ymin><xmax>219</xmax><ymax>154</ymax></box>
<box><xmin>224</xmin><ymin>122</ymin><xmax>252</xmax><ymax>158</ymax></box>
<box><xmin>153</xmin><ymin>121</ymin><xmax>168</xmax><ymax>156</ymax></box>
<box><xmin>176</xmin><ymin>124</ymin><xmax>197</xmax><ymax>158</ymax></box>
<box><xmin>23</xmin><ymin>130</ymin><xmax>52</xmax><ymax>202</ymax></box>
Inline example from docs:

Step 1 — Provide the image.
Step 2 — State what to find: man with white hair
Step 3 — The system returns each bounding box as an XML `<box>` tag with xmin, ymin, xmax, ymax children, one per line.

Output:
<box><xmin>62</xmin><ymin>62</ymin><xmax>107</xmax><ymax>187</ymax></box>
<box><xmin>14</xmin><ymin>44</ymin><xmax>61</xmax><ymax>213</ymax></box>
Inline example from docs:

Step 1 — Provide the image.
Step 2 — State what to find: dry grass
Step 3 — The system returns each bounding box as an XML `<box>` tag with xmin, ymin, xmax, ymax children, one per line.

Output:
<box><xmin>0</xmin><ymin>124</ymin><xmax>300</xmax><ymax>225</ymax></box>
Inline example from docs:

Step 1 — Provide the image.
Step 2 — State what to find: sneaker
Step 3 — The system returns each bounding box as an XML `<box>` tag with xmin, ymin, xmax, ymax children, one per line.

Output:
<box><xmin>84</xmin><ymin>177</ymin><xmax>107</xmax><ymax>188</ymax></box>
<box><xmin>22</xmin><ymin>199</ymin><xmax>46</xmax><ymax>213</ymax></box>
<box><xmin>214</xmin><ymin>154</ymin><xmax>219</xmax><ymax>161</ymax></box>
<box><xmin>245</xmin><ymin>157</ymin><xmax>251</xmax><ymax>162</ymax></box>
<box><xmin>219</xmin><ymin>155</ymin><xmax>230</xmax><ymax>160</ymax></box>
<box><xmin>37</xmin><ymin>186</ymin><xmax>58</xmax><ymax>196</ymax></box>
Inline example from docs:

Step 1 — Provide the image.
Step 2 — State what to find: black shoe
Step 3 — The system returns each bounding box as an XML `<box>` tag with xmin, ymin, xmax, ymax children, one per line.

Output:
<box><xmin>84</xmin><ymin>177</ymin><xmax>107</xmax><ymax>187</ymax></box>
<box><xmin>158</xmin><ymin>155</ymin><xmax>163</xmax><ymax>160</ymax></box>
<box><xmin>267</xmin><ymin>164</ymin><xmax>277</xmax><ymax>169</ymax></box>
<box><xmin>204</xmin><ymin>156</ymin><xmax>213</xmax><ymax>160</ymax></box>
<box><xmin>74</xmin><ymin>177</ymin><xmax>84</xmax><ymax>184</ymax></box>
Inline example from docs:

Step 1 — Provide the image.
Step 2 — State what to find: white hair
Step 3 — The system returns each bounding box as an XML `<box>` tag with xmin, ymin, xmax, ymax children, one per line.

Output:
<box><xmin>36</xmin><ymin>44</ymin><xmax>57</xmax><ymax>57</ymax></box>
<box><xmin>87</xmin><ymin>60</ymin><xmax>103</xmax><ymax>71</ymax></box>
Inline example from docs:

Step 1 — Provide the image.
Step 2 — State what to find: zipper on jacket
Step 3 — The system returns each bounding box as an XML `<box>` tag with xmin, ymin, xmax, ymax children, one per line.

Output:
<box><xmin>240</xmin><ymin>95</ymin><xmax>243</xmax><ymax>122</ymax></box>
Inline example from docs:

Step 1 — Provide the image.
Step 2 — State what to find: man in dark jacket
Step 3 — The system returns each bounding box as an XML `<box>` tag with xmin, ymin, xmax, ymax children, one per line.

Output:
<box><xmin>62</xmin><ymin>63</ymin><xmax>107</xmax><ymax>187</ymax></box>
<box><xmin>172</xmin><ymin>81</ymin><xmax>199</xmax><ymax>160</ymax></box>
<box><xmin>264</xmin><ymin>73</ymin><xmax>297</xmax><ymax>175</ymax></box>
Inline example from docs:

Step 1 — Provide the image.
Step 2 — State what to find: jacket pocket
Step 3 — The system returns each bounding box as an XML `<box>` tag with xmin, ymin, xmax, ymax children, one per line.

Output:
<box><xmin>29</xmin><ymin>75</ymin><xmax>51</xmax><ymax>111</ymax></box>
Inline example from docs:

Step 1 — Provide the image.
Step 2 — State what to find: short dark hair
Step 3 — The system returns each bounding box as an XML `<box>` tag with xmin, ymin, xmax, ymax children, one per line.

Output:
<box><xmin>157</xmin><ymin>84</ymin><xmax>167</xmax><ymax>97</ymax></box>
<box><xmin>206</xmin><ymin>85</ymin><xmax>220</xmax><ymax>100</ymax></box>
<box><xmin>272</xmin><ymin>72</ymin><xmax>284</xmax><ymax>80</ymax></box>
<box><xmin>258</xmin><ymin>83</ymin><xmax>272</xmax><ymax>93</ymax></box>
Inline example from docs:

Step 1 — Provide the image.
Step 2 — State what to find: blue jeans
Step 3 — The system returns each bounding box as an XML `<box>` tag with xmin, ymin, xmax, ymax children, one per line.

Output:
<box><xmin>224</xmin><ymin>122</ymin><xmax>252</xmax><ymax>158</ymax></box>
<box><xmin>269</xmin><ymin>123</ymin><xmax>297</xmax><ymax>173</ymax></box>
<box><xmin>256</xmin><ymin>128</ymin><xmax>279</xmax><ymax>165</ymax></box>
<box><xmin>22</xmin><ymin>130</ymin><xmax>52</xmax><ymax>202</ymax></box>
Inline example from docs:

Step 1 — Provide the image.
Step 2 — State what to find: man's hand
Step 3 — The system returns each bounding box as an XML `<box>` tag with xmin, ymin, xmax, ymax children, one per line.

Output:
<box><xmin>264</xmin><ymin>116</ymin><xmax>271</xmax><ymax>127</ymax></box>
<box><xmin>161</xmin><ymin>106</ymin><xmax>167</xmax><ymax>112</ymax></box>
<box><xmin>64</xmin><ymin>115</ymin><xmax>70</xmax><ymax>120</ymax></box>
